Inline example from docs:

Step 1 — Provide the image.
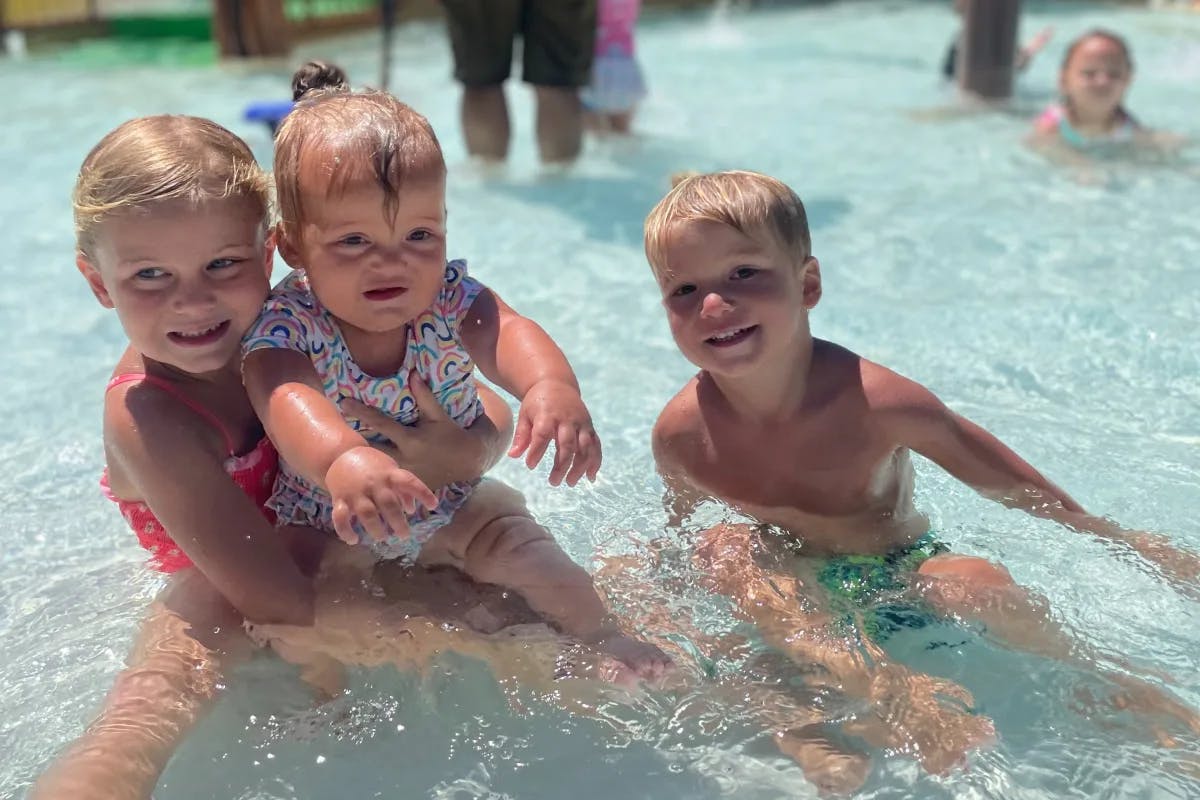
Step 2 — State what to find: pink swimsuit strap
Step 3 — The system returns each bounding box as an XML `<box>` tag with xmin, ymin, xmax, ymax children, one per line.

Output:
<box><xmin>106</xmin><ymin>372</ymin><xmax>237</xmax><ymax>455</ymax></box>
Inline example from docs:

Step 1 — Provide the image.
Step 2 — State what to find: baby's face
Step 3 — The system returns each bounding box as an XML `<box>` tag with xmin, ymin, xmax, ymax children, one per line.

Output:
<box><xmin>286</xmin><ymin>166</ymin><xmax>447</xmax><ymax>338</ymax></box>
<box><xmin>1061</xmin><ymin>37</ymin><xmax>1131</xmax><ymax>117</ymax></box>
<box><xmin>654</xmin><ymin>220</ymin><xmax>819</xmax><ymax>377</ymax></box>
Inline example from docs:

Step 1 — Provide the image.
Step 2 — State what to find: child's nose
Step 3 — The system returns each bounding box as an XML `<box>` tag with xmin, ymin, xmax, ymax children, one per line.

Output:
<box><xmin>700</xmin><ymin>291</ymin><xmax>732</xmax><ymax>317</ymax></box>
<box><xmin>172</xmin><ymin>280</ymin><xmax>216</xmax><ymax>311</ymax></box>
<box><xmin>367</xmin><ymin>244</ymin><xmax>406</xmax><ymax>271</ymax></box>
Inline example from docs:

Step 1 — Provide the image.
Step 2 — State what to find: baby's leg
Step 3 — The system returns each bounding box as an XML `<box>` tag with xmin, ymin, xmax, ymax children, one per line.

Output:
<box><xmin>418</xmin><ymin>481</ymin><xmax>671</xmax><ymax>679</ymax></box>
<box><xmin>916</xmin><ymin>553</ymin><xmax>1200</xmax><ymax>738</ymax></box>
<box><xmin>31</xmin><ymin>569</ymin><xmax>253</xmax><ymax>800</ymax></box>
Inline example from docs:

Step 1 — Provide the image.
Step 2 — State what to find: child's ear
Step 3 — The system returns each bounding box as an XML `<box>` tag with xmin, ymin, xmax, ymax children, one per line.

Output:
<box><xmin>262</xmin><ymin>227</ymin><xmax>278</xmax><ymax>279</ymax></box>
<box><xmin>76</xmin><ymin>253</ymin><xmax>114</xmax><ymax>309</ymax></box>
<box><xmin>801</xmin><ymin>256</ymin><xmax>822</xmax><ymax>309</ymax></box>
<box><xmin>276</xmin><ymin>224</ymin><xmax>302</xmax><ymax>268</ymax></box>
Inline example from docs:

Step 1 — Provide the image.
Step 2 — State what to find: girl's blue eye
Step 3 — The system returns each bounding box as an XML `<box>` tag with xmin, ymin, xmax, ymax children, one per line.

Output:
<box><xmin>410</xmin><ymin>230</ymin><xmax>431</xmax><ymax>241</ymax></box>
<box><xmin>672</xmin><ymin>284</ymin><xmax>696</xmax><ymax>297</ymax></box>
<box><xmin>732</xmin><ymin>267</ymin><xmax>758</xmax><ymax>280</ymax></box>
<box><xmin>339</xmin><ymin>235</ymin><xmax>367</xmax><ymax>246</ymax></box>
<box><xmin>135</xmin><ymin>268</ymin><xmax>165</xmax><ymax>280</ymax></box>
<box><xmin>209</xmin><ymin>258</ymin><xmax>238</xmax><ymax>270</ymax></box>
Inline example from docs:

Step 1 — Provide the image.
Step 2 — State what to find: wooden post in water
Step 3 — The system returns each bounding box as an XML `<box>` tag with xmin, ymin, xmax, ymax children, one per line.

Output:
<box><xmin>380</xmin><ymin>0</ymin><xmax>397</xmax><ymax>90</ymax></box>
<box><xmin>212</xmin><ymin>0</ymin><xmax>291</xmax><ymax>58</ymax></box>
<box><xmin>958</xmin><ymin>0</ymin><xmax>1020</xmax><ymax>100</ymax></box>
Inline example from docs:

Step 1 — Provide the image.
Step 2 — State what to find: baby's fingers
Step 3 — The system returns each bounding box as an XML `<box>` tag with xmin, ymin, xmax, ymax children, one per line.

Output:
<box><xmin>548</xmin><ymin>422</ymin><xmax>578</xmax><ymax>487</ymax></box>
<box><xmin>372</xmin><ymin>487</ymin><xmax>412</xmax><ymax>539</ymax></box>
<box><xmin>331</xmin><ymin>500</ymin><xmax>360</xmax><ymax>545</ymax></box>
<box><xmin>388</xmin><ymin>470</ymin><xmax>438</xmax><ymax>511</ymax></box>
<box><xmin>352</xmin><ymin>498</ymin><xmax>390</xmax><ymax>542</ymax></box>
<box><xmin>508</xmin><ymin>414</ymin><xmax>532</xmax><ymax>459</ymax></box>
<box><xmin>566</xmin><ymin>429</ymin><xmax>602</xmax><ymax>487</ymax></box>
<box><xmin>523</xmin><ymin>418</ymin><xmax>555</xmax><ymax>471</ymax></box>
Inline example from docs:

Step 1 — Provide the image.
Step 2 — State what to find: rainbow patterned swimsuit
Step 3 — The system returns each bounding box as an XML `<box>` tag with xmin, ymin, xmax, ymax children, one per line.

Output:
<box><xmin>242</xmin><ymin>260</ymin><xmax>484</xmax><ymax>558</ymax></box>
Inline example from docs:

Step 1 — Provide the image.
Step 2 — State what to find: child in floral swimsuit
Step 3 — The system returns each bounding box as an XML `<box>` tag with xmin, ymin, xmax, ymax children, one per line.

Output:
<box><xmin>242</xmin><ymin>65</ymin><xmax>671</xmax><ymax>679</ymax></box>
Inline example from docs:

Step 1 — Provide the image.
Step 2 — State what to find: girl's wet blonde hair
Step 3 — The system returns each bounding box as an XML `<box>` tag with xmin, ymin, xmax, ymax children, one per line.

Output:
<box><xmin>644</xmin><ymin>170</ymin><xmax>811</xmax><ymax>278</ymax></box>
<box><xmin>273</xmin><ymin>64</ymin><xmax>446</xmax><ymax>235</ymax></box>
<box><xmin>73</xmin><ymin>115</ymin><xmax>271</xmax><ymax>258</ymax></box>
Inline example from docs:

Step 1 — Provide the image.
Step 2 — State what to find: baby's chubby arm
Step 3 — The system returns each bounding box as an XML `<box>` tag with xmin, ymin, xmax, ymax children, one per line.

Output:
<box><xmin>243</xmin><ymin>348</ymin><xmax>437</xmax><ymax>544</ymax></box>
<box><xmin>873</xmin><ymin>365</ymin><xmax>1200</xmax><ymax>592</ymax></box>
<box><xmin>460</xmin><ymin>287</ymin><xmax>602</xmax><ymax>487</ymax></box>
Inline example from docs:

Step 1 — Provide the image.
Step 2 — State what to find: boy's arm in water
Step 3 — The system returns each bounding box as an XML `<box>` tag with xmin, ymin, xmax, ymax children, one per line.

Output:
<box><xmin>342</xmin><ymin>379</ymin><xmax>514</xmax><ymax>489</ymax></box>
<box><xmin>871</xmin><ymin>363</ymin><xmax>1200</xmax><ymax>590</ymax></box>
<box><xmin>105</xmin><ymin>384</ymin><xmax>315</xmax><ymax>625</ymax></box>
<box><xmin>460</xmin><ymin>287</ymin><xmax>602</xmax><ymax>487</ymax></box>
<box><xmin>242</xmin><ymin>347</ymin><xmax>437</xmax><ymax>545</ymax></box>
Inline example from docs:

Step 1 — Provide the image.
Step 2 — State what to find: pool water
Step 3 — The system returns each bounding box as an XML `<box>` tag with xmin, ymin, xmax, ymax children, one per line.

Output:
<box><xmin>3</xmin><ymin>2</ymin><xmax>1199</xmax><ymax>797</ymax></box>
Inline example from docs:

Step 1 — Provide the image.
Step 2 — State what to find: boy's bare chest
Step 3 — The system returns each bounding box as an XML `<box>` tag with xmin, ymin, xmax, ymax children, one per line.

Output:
<box><xmin>694</xmin><ymin>417</ymin><xmax>897</xmax><ymax>517</ymax></box>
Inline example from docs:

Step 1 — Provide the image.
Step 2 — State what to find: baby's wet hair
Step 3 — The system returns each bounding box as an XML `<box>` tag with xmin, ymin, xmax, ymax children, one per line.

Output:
<box><xmin>275</xmin><ymin>66</ymin><xmax>445</xmax><ymax>233</ymax></box>
<box><xmin>72</xmin><ymin>115</ymin><xmax>270</xmax><ymax>257</ymax></box>
<box><xmin>645</xmin><ymin>170</ymin><xmax>811</xmax><ymax>277</ymax></box>
<box><xmin>1061</xmin><ymin>28</ymin><xmax>1133</xmax><ymax>72</ymax></box>
<box><xmin>291</xmin><ymin>60</ymin><xmax>350</xmax><ymax>101</ymax></box>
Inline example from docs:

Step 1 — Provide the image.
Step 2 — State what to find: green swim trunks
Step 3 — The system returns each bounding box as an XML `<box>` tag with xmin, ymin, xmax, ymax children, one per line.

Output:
<box><xmin>816</xmin><ymin>532</ymin><xmax>950</xmax><ymax>641</ymax></box>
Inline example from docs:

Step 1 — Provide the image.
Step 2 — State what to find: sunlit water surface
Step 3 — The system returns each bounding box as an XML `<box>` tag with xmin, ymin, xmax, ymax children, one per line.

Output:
<box><xmin>2</xmin><ymin>2</ymin><xmax>1199</xmax><ymax>797</ymax></box>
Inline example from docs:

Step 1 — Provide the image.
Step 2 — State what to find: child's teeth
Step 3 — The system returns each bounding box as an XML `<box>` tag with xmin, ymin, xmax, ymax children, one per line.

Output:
<box><xmin>180</xmin><ymin>323</ymin><xmax>220</xmax><ymax>337</ymax></box>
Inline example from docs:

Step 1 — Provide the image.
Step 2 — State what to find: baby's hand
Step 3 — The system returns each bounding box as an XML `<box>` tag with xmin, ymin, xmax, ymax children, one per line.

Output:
<box><xmin>325</xmin><ymin>446</ymin><xmax>438</xmax><ymax>545</ymax></box>
<box><xmin>510</xmin><ymin>379</ymin><xmax>602</xmax><ymax>486</ymax></box>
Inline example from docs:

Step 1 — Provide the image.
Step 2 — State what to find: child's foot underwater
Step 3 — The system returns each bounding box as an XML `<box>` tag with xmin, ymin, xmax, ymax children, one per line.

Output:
<box><xmin>774</xmin><ymin>726</ymin><xmax>873</xmax><ymax>795</ymax></box>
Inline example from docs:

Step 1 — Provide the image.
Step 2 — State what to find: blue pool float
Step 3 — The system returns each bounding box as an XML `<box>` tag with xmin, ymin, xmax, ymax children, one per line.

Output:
<box><xmin>243</xmin><ymin>99</ymin><xmax>294</xmax><ymax>134</ymax></box>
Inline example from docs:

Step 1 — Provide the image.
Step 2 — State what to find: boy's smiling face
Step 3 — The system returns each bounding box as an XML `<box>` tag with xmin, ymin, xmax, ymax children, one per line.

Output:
<box><xmin>655</xmin><ymin>220</ymin><xmax>821</xmax><ymax>377</ymax></box>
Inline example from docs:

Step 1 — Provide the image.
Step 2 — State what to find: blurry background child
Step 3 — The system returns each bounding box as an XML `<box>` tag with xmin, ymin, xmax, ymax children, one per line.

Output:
<box><xmin>1031</xmin><ymin>29</ymin><xmax>1143</xmax><ymax>149</ymax></box>
<box><xmin>582</xmin><ymin>0</ymin><xmax>647</xmax><ymax>135</ymax></box>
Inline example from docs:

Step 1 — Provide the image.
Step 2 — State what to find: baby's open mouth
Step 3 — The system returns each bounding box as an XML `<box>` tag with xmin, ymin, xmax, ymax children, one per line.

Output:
<box><xmin>364</xmin><ymin>287</ymin><xmax>408</xmax><ymax>301</ymax></box>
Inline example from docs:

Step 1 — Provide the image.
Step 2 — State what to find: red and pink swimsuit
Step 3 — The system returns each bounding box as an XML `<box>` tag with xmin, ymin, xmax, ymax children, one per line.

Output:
<box><xmin>99</xmin><ymin>373</ymin><xmax>278</xmax><ymax>573</ymax></box>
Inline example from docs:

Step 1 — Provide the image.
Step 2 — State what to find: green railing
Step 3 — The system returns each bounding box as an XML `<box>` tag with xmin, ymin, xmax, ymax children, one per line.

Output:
<box><xmin>284</xmin><ymin>0</ymin><xmax>378</xmax><ymax>21</ymax></box>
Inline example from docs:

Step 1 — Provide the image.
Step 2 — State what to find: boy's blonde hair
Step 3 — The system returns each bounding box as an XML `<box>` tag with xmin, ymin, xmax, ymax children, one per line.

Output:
<box><xmin>274</xmin><ymin>86</ymin><xmax>446</xmax><ymax>234</ymax></box>
<box><xmin>644</xmin><ymin>170</ymin><xmax>811</xmax><ymax>277</ymax></box>
<box><xmin>73</xmin><ymin>115</ymin><xmax>270</xmax><ymax>257</ymax></box>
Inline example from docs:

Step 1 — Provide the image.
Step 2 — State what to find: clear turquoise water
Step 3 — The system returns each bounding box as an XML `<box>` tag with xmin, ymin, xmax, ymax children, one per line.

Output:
<box><xmin>3</xmin><ymin>2</ymin><xmax>1199</xmax><ymax>798</ymax></box>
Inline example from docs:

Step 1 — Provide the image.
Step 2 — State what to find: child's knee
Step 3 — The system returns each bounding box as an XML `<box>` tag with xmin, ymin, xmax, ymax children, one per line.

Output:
<box><xmin>919</xmin><ymin>554</ymin><xmax>1014</xmax><ymax>588</ymax></box>
<box><xmin>462</xmin><ymin>516</ymin><xmax>563</xmax><ymax>583</ymax></box>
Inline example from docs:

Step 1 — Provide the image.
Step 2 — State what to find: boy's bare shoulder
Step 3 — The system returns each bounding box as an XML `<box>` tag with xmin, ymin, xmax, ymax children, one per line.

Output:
<box><xmin>811</xmin><ymin>340</ymin><xmax>944</xmax><ymax>416</ymax></box>
<box><xmin>813</xmin><ymin>340</ymin><xmax>910</xmax><ymax>402</ymax></box>
<box><xmin>849</xmin><ymin>352</ymin><xmax>950</xmax><ymax>434</ymax></box>
<box><xmin>651</xmin><ymin>375</ymin><xmax>708</xmax><ymax>471</ymax></box>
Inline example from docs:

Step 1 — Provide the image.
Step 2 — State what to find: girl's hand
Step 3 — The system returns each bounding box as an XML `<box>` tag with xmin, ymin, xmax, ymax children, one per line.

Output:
<box><xmin>510</xmin><ymin>378</ymin><xmax>602</xmax><ymax>487</ymax></box>
<box><xmin>324</xmin><ymin>446</ymin><xmax>438</xmax><ymax>545</ymax></box>
<box><xmin>342</xmin><ymin>374</ymin><xmax>494</xmax><ymax>489</ymax></box>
